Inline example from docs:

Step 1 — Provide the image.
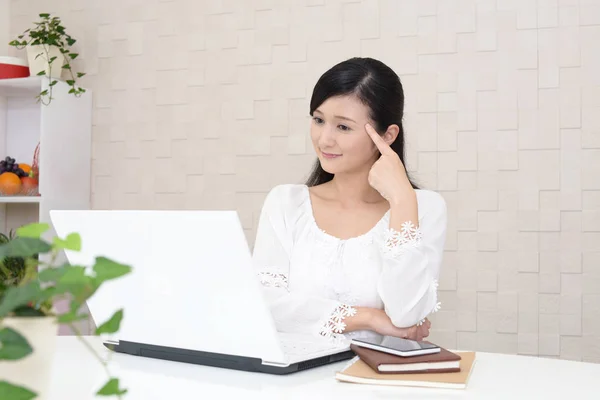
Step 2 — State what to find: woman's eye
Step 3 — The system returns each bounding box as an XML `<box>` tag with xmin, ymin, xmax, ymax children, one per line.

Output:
<box><xmin>338</xmin><ymin>125</ymin><xmax>351</xmax><ymax>131</ymax></box>
<box><xmin>313</xmin><ymin>117</ymin><xmax>324</xmax><ymax>124</ymax></box>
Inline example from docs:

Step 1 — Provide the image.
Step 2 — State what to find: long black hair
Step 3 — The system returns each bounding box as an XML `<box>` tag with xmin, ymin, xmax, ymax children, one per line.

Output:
<box><xmin>305</xmin><ymin>57</ymin><xmax>419</xmax><ymax>189</ymax></box>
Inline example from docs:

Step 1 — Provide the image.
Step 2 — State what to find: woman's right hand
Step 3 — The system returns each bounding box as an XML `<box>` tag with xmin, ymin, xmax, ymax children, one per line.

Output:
<box><xmin>368</xmin><ymin>308</ymin><xmax>431</xmax><ymax>341</ymax></box>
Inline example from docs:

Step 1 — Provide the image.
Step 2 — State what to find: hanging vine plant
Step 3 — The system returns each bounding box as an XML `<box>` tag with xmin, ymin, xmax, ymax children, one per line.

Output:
<box><xmin>8</xmin><ymin>13</ymin><xmax>86</xmax><ymax>105</ymax></box>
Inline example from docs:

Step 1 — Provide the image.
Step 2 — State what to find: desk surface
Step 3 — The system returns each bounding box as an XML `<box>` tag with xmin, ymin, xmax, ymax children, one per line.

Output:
<box><xmin>47</xmin><ymin>336</ymin><xmax>600</xmax><ymax>399</ymax></box>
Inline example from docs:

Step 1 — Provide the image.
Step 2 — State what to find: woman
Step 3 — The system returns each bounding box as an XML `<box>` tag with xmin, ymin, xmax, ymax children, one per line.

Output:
<box><xmin>252</xmin><ymin>57</ymin><xmax>447</xmax><ymax>344</ymax></box>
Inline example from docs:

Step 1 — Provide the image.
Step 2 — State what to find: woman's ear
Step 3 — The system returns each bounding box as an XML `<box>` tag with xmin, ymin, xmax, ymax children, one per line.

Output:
<box><xmin>382</xmin><ymin>124</ymin><xmax>400</xmax><ymax>146</ymax></box>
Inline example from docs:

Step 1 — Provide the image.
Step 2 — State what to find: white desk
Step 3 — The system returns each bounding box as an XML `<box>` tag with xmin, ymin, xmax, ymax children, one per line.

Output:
<box><xmin>47</xmin><ymin>336</ymin><xmax>600</xmax><ymax>399</ymax></box>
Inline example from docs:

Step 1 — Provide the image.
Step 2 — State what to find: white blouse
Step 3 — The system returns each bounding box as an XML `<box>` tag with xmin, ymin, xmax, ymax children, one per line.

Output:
<box><xmin>251</xmin><ymin>184</ymin><xmax>447</xmax><ymax>343</ymax></box>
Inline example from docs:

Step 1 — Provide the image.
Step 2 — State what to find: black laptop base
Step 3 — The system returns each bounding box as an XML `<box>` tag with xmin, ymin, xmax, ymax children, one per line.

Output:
<box><xmin>105</xmin><ymin>340</ymin><xmax>355</xmax><ymax>375</ymax></box>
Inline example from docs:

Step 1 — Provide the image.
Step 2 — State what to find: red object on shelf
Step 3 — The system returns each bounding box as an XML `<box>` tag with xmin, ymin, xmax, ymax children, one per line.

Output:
<box><xmin>32</xmin><ymin>142</ymin><xmax>40</xmax><ymax>180</ymax></box>
<box><xmin>0</xmin><ymin>56</ymin><xmax>30</xmax><ymax>79</ymax></box>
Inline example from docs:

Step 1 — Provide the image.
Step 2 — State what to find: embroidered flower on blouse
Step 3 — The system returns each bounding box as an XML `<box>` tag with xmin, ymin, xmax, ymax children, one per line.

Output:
<box><xmin>382</xmin><ymin>221</ymin><xmax>423</xmax><ymax>258</ymax></box>
<box><xmin>319</xmin><ymin>304</ymin><xmax>357</xmax><ymax>338</ymax></box>
<box><xmin>257</xmin><ymin>269</ymin><xmax>288</xmax><ymax>289</ymax></box>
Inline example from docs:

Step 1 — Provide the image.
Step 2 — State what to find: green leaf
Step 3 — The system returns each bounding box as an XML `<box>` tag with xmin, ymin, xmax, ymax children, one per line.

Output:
<box><xmin>65</xmin><ymin>79</ymin><xmax>75</xmax><ymax>85</ymax></box>
<box><xmin>52</xmin><ymin>266</ymin><xmax>97</xmax><ymax>304</ymax></box>
<box><xmin>39</xmin><ymin>13</ymin><xmax>50</xmax><ymax>18</ymax></box>
<box><xmin>95</xmin><ymin>309</ymin><xmax>123</xmax><ymax>335</ymax></box>
<box><xmin>0</xmin><ymin>282</ymin><xmax>42</xmax><ymax>318</ymax></box>
<box><xmin>77</xmin><ymin>72</ymin><xmax>86</xmax><ymax>78</ymax></box>
<box><xmin>57</xmin><ymin>310</ymin><xmax>88</xmax><ymax>323</ymax></box>
<box><xmin>96</xmin><ymin>377</ymin><xmax>127</xmax><ymax>396</ymax></box>
<box><xmin>0</xmin><ymin>328</ymin><xmax>33</xmax><ymax>360</ymax></box>
<box><xmin>16</xmin><ymin>222</ymin><xmax>49</xmax><ymax>239</ymax></box>
<box><xmin>36</xmin><ymin>70</ymin><xmax>45</xmax><ymax>76</ymax></box>
<box><xmin>68</xmin><ymin>53</ymin><xmax>78</xmax><ymax>60</ymax></box>
<box><xmin>52</xmin><ymin>233</ymin><xmax>81</xmax><ymax>251</ymax></box>
<box><xmin>12</xmin><ymin>305</ymin><xmax>46</xmax><ymax>317</ymax></box>
<box><xmin>0</xmin><ymin>237</ymin><xmax>51</xmax><ymax>259</ymax></box>
<box><xmin>93</xmin><ymin>257</ymin><xmax>131</xmax><ymax>283</ymax></box>
<box><xmin>38</xmin><ymin>265</ymin><xmax>69</xmax><ymax>282</ymax></box>
<box><xmin>0</xmin><ymin>380</ymin><xmax>36</xmax><ymax>400</ymax></box>
<box><xmin>57</xmin><ymin>266</ymin><xmax>87</xmax><ymax>285</ymax></box>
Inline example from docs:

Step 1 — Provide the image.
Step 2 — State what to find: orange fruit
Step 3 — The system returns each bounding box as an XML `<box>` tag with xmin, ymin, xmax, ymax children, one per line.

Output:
<box><xmin>18</xmin><ymin>163</ymin><xmax>32</xmax><ymax>174</ymax></box>
<box><xmin>0</xmin><ymin>172</ymin><xmax>22</xmax><ymax>195</ymax></box>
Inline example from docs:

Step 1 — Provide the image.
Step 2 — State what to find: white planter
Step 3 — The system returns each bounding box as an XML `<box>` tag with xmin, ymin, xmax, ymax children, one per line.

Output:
<box><xmin>26</xmin><ymin>44</ymin><xmax>64</xmax><ymax>78</ymax></box>
<box><xmin>0</xmin><ymin>316</ymin><xmax>58</xmax><ymax>399</ymax></box>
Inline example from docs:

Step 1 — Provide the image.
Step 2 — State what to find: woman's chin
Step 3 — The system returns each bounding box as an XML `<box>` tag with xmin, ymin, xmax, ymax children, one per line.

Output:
<box><xmin>319</xmin><ymin>159</ymin><xmax>342</xmax><ymax>174</ymax></box>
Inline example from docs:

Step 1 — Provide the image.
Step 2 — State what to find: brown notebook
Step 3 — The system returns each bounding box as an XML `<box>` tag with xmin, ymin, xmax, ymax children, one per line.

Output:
<box><xmin>336</xmin><ymin>351</ymin><xmax>476</xmax><ymax>390</ymax></box>
<box><xmin>350</xmin><ymin>344</ymin><xmax>462</xmax><ymax>374</ymax></box>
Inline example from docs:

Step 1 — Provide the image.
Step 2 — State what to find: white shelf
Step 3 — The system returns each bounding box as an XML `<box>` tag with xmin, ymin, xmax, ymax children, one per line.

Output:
<box><xmin>0</xmin><ymin>76</ymin><xmax>43</xmax><ymax>97</ymax></box>
<box><xmin>0</xmin><ymin>196</ymin><xmax>41</xmax><ymax>203</ymax></box>
<box><xmin>0</xmin><ymin>77</ymin><xmax>92</xmax><ymax>243</ymax></box>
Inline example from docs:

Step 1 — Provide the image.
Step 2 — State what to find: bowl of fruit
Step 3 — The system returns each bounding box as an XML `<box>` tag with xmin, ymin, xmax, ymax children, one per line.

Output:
<box><xmin>0</xmin><ymin>156</ymin><xmax>39</xmax><ymax>196</ymax></box>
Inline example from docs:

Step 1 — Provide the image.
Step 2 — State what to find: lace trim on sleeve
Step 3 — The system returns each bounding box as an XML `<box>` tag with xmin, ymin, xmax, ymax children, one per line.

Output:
<box><xmin>319</xmin><ymin>304</ymin><xmax>357</xmax><ymax>338</ymax></box>
<box><xmin>257</xmin><ymin>268</ymin><xmax>288</xmax><ymax>289</ymax></box>
<box><xmin>382</xmin><ymin>221</ymin><xmax>423</xmax><ymax>258</ymax></box>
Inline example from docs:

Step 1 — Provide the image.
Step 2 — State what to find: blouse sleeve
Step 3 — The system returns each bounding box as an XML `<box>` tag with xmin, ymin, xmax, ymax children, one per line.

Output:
<box><xmin>252</xmin><ymin>185</ymin><xmax>357</xmax><ymax>339</ymax></box>
<box><xmin>377</xmin><ymin>190</ymin><xmax>448</xmax><ymax>328</ymax></box>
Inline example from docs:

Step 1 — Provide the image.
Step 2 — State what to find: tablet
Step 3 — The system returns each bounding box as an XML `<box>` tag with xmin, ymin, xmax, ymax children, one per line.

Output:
<box><xmin>350</xmin><ymin>336</ymin><xmax>441</xmax><ymax>357</ymax></box>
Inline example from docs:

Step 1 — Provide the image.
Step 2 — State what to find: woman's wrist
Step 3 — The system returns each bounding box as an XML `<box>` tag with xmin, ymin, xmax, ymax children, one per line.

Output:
<box><xmin>388</xmin><ymin>187</ymin><xmax>416</xmax><ymax>208</ymax></box>
<box><xmin>345</xmin><ymin>306</ymin><xmax>375</xmax><ymax>332</ymax></box>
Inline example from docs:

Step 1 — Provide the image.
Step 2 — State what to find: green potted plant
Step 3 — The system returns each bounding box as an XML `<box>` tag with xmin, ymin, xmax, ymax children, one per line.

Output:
<box><xmin>0</xmin><ymin>222</ymin><xmax>131</xmax><ymax>399</ymax></box>
<box><xmin>8</xmin><ymin>13</ymin><xmax>86</xmax><ymax>105</ymax></box>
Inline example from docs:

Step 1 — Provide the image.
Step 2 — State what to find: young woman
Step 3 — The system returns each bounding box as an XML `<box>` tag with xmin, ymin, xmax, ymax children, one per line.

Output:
<box><xmin>252</xmin><ymin>57</ymin><xmax>447</xmax><ymax>344</ymax></box>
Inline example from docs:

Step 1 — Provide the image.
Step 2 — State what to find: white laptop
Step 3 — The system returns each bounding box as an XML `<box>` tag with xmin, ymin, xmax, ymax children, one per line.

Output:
<box><xmin>49</xmin><ymin>209</ymin><xmax>353</xmax><ymax>374</ymax></box>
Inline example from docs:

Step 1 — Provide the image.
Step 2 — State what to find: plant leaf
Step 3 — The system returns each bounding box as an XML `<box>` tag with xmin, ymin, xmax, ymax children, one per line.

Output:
<box><xmin>38</xmin><ymin>265</ymin><xmax>69</xmax><ymax>282</ymax></box>
<box><xmin>0</xmin><ymin>328</ymin><xmax>33</xmax><ymax>360</ymax></box>
<box><xmin>52</xmin><ymin>233</ymin><xmax>81</xmax><ymax>251</ymax></box>
<box><xmin>96</xmin><ymin>377</ymin><xmax>127</xmax><ymax>396</ymax></box>
<box><xmin>0</xmin><ymin>282</ymin><xmax>42</xmax><ymax>318</ymax></box>
<box><xmin>16</xmin><ymin>222</ymin><xmax>49</xmax><ymax>238</ymax></box>
<box><xmin>0</xmin><ymin>380</ymin><xmax>36</xmax><ymax>400</ymax></box>
<box><xmin>0</xmin><ymin>237</ymin><xmax>51</xmax><ymax>259</ymax></box>
<box><xmin>95</xmin><ymin>309</ymin><xmax>123</xmax><ymax>335</ymax></box>
<box><xmin>57</xmin><ymin>265</ymin><xmax>87</xmax><ymax>285</ymax></box>
<box><xmin>93</xmin><ymin>257</ymin><xmax>131</xmax><ymax>283</ymax></box>
<box><xmin>57</xmin><ymin>310</ymin><xmax>88</xmax><ymax>323</ymax></box>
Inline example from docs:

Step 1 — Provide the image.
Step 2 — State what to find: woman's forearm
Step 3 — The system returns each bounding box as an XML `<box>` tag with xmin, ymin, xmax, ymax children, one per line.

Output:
<box><xmin>341</xmin><ymin>306</ymin><xmax>375</xmax><ymax>332</ymax></box>
<box><xmin>340</xmin><ymin>306</ymin><xmax>431</xmax><ymax>340</ymax></box>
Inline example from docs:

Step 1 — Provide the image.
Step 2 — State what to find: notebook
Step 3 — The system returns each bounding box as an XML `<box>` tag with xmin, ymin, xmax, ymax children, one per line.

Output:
<box><xmin>335</xmin><ymin>351</ymin><xmax>476</xmax><ymax>390</ymax></box>
<box><xmin>350</xmin><ymin>344</ymin><xmax>462</xmax><ymax>373</ymax></box>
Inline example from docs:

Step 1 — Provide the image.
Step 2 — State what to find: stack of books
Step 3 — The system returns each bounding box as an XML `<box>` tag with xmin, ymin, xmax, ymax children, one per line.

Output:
<box><xmin>335</xmin><ymin>342</ymin><xmax>476</xmax><ymax>390</ymax></box>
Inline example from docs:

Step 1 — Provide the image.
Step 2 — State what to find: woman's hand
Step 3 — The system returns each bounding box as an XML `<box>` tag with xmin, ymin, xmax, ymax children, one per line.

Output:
<box><xmin>368</xmin><ymin>308</ymin><xmax>431</xmax><ymax>341</ymax></box>
<box><xmin>365</xmin><ymin>123</ymin><xmax>414</xmax><ymax>204</ymax></box>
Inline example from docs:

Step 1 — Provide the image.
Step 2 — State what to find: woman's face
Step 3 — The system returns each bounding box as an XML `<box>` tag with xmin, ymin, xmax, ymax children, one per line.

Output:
<box><xmin>310</xmin><ymin>95</ymin><xmax>380</xmax><ymax>176</ymax></box>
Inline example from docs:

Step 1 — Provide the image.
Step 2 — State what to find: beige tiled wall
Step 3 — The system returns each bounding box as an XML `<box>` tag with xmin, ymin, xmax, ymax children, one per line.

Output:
<box><xmin>8</xmin><ymin>0</ymin><xmax>600</xmax><ymax>362</ymax></box>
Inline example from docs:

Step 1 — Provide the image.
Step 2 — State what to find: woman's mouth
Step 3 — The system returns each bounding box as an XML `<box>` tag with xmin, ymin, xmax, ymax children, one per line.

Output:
<box><xmin>321</xmin><ymin>151</ymin><xmax>342</xmax><ymax>159</ymax></box>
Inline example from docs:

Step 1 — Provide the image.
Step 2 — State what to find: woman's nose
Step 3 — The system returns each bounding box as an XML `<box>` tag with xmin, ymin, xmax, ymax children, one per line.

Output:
<box><xmin>318</xmin><ymin>124</ymin><xmax>337</xmax><ymax>147</ymax></box>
